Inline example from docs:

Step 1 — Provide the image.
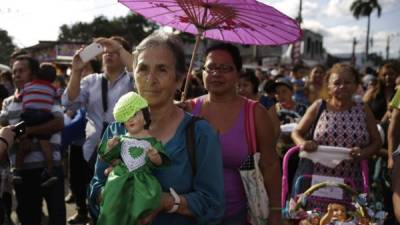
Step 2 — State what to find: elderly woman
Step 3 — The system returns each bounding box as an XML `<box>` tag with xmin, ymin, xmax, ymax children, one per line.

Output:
<box><xmin>88</xmin><ymin>31</ymin><xmax>225</xmax><ymax>225</ymax></box>
<box><xmin>291</xmin><ymin>63</ymin><xmax>381</xmax><ymax>210</ymax></box>
<box><xmin>186</xmin><ymin>43</ymin><xmax>282</xmax><ymax>225</ymax></box>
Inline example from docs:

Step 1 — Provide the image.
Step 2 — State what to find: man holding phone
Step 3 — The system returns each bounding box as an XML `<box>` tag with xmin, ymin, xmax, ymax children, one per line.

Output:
<box><xmin>62</xmin><ymin>36</ymin><xmax>134</xmax><ymax>224</ymax></box>
<box><xmin>0</xmin><ymin>55</ymin><xmax>66</xmax><ymax>225</ymax></box>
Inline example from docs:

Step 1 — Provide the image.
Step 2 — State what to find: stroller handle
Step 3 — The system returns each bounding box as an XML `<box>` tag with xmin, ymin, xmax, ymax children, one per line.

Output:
<box><xmin>294</xmin><ymin>182</ymin><xmax>367</xmax><ymax>217</ymax></box>
<box><xmin>281</xmin><ymin>146</ymin><xmax>369</xmax><ymax>210</ymax></box>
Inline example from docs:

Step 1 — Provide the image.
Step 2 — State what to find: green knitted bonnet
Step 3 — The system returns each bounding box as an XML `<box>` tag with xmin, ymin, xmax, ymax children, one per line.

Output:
<box><xmin>113</xmin><ymin>92</ymin><xmax>148</xmax><ymax>123</ymax></box>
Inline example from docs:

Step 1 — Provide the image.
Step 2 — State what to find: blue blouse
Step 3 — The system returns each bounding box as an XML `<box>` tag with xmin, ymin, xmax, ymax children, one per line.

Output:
<box><xmin>88</xmin><ymin>112</ymin><xmax>225</xmax><ymax>225</ymax></box>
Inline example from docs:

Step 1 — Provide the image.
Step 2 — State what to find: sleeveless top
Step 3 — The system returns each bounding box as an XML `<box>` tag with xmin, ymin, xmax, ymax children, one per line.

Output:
<box><xmin>192</xmin><ymin>96</ymin><xmax>248</xmax><ymax>217</ymax></box>
<box><xmin>308</xmin><ymin>102</ymin><xmax>370</xmax><ymax>209</ymax></box>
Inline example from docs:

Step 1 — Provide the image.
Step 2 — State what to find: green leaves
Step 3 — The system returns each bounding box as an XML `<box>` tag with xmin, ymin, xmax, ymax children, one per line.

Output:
<box><xmin>57</xmin><ymin>13</ymin><xmax>159</xmax><ymax>46</ymax></box>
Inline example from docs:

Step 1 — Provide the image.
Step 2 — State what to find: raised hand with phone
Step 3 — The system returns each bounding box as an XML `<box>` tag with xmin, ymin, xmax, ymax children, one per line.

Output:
<box><xmin>67</xmin><ymin>36</ymin><xmax>133</xmax><ymax>102</ymax></box>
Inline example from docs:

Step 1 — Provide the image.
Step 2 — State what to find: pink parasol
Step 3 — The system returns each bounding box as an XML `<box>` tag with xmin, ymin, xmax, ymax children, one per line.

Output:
<box><xmin>119</xmin><ymin>0</ymin><xmax>302</xmax><ymax>100</ymax></box>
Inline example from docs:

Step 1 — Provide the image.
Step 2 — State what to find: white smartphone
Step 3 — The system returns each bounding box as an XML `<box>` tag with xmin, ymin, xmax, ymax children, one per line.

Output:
<box><xmin>79</xmin><ymin>43</ymin><xmax>103</xmax><ymax>63</ymax></box>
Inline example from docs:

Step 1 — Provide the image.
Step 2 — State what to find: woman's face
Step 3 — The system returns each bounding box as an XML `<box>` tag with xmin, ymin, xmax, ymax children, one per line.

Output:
<box><xmin>237</xmin><ymin>78</ymin><xmax>254</xmax><ymax>99</ymax></box>
<box><xmin>134</xmin><ymin>46</ymin><xmax>181</xmax><ymax>108</ymax></box>
<box><xmin>203</xmin><ymin>50</ymin><xmax>238</xmax><ymax>95</ymax></box>
<box><xmin>310</xmin><ymin>67</ymin><xmax>325</xmax><ymax>86</ymax></box>
<box><xmin>381</xmin><ymin>67</ymin><xmax>398</xmax><ymax>87</ymax></box>
<box><xmin>327</xmin><ymin>71</ymin><xmax>357</xmax><ymax>101</ymax></box>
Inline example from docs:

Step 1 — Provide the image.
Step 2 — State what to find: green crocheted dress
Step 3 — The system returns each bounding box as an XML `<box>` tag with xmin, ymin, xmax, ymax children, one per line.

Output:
<box><xmin>97</xmin><ymin>135</ymin><xmax>167</xmax><ymax>225</ymax></box>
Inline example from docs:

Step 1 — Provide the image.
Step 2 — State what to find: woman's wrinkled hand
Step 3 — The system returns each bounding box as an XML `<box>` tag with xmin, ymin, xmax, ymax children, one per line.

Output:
<box><xmin>300</xmin><ymin>140</ymin><xmax>318</xmax><ymax>152</ymax></box>
<box><xmin>138</xmin><ymin>193</ymin><xmax>172</xmax><ymax>224</ymax></box>
<box><xmin>349</xmin><ymin>147</ymin><xmax>363</xmax><ymax>159</ymax></box>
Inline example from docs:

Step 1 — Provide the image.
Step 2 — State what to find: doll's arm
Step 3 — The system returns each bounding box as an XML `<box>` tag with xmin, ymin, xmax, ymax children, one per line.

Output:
<box><xmin>147</xmin><ymin>148</ymin><xmax>162</xmax><ymax>166</ymax></box>
<box><xmin>98</xmin><ymin>136</ymin><xmax>121</xmax><ymax>163</ymax></box>
<box><xmin>320</xmin><ymin>204</ymin><xmax>334</xmax><ymax>225</ymax></box>
<box><xmin>107</xmin><ymin>136</ymin><xmax>120</xmax><ymax>150</ymax></box>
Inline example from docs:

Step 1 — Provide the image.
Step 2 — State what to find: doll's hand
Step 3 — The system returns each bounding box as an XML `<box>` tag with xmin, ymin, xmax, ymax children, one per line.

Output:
<box><xmin>327</xmin><ymin>204</ymin><xmax>333</xmax><ymax>214</ymax></box>
<box><xmin>107</xmin><ymin>136</ymin><xmax>120</xmax><ymax>150</ymax></box>
<box><xmin>147</xmin><ymin>148</ymin><xmax>162</xmax><ymax>166</ymax></box>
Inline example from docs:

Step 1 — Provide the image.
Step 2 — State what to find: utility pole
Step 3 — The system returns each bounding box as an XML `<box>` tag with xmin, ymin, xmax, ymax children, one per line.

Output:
<box><xmin>291</xmin><ymin>0</ymin><xmax>302</xmax><ymax>65</ymax></box>
<box><xmin>386</xmin><ymin>35</ymin><xmax>390</xmax><ymax>60</ymax></box>
<box><xmin>386</xmin><ymin>33</ymin><xmax>400</xmax><ymax>60</ymax></box>
<box><xmin>296</xmin><ymin>0</ymin><xmax>303</xmax><ymax>25</ymax></box>
<box><xmin>351</xmin><ymin>38</ymin><xmax>358</xmax><ymax>66</ymax></box>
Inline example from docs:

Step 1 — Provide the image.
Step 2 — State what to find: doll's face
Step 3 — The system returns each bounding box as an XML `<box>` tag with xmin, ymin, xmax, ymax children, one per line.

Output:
<box><xmin>331</xmin><ymin>203</ymin><xmax>346</xmax><ymax>221</ymax></box>
<box><xmin>124</xmin><ymin>110</ymin><xmax>145</xmax><ymax>135</ymax></box>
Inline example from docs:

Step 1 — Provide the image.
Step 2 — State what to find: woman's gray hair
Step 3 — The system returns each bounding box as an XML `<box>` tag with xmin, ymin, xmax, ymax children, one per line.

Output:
<box><xmin>133</xmin><ymin>31</ymin><xmax>186</xmax><ymax>79</ymax></box>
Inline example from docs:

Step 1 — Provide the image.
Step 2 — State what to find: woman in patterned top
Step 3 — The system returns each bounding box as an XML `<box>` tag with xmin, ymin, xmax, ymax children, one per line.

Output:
<box><xmin>291</xmin><ymin>63</ymin><xmax>382</xmax><ymax>210</ymax></box>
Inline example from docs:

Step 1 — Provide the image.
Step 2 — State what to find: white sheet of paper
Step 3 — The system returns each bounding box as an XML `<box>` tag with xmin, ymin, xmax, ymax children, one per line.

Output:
<box><xmin>299</xmin><ymin>145</ymin><xmax>351</xmax><ymax>168</ymax></box>
<box><xmin>311</xmin><ymin>175</ymin><xmax>345</xmax><ymax>200</ymax></box>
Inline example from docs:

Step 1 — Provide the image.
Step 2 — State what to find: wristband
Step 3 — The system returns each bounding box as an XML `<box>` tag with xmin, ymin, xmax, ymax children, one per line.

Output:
<box><xmin>0</xmin><ymin>137</ymin><xmax>9</xmax><ymax>150</ymax></box>
<box><xmin>167</xmin><ymin>188</ymin><xmax>181</xmax><ymax>213</ymax></box>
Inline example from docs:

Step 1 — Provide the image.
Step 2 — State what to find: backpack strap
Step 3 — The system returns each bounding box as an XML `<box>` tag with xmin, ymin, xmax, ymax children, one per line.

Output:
<box><xmin>244</xmin><ymin>99</ymin><xmax>258</xmax><ymax>155</ymax></box>
<box><xmin>186</xmin><ymin>116</ymin><xmax>203</xmax><ymax>175</ymax></box>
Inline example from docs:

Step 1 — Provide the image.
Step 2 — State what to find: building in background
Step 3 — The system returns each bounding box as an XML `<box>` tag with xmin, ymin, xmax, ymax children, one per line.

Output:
<box><xmin>23</xmin><ymin>41</ymin><xmax>87</xmax><ymax>75</ymax></box>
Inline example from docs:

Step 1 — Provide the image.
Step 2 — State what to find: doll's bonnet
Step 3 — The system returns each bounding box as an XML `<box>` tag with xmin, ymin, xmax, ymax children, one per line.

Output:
<box><xmin>113</xmin><ymin>91</ymin><xmax>148</xmax><ymax>123</ymax></box>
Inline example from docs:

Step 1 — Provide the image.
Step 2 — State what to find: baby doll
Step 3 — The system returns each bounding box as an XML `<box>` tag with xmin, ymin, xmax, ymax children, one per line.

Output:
<box><xmin>97</xmin><ymin>92</ymin><xmax>169</xmax><ymax>225</ymax></box>
<box><xmin>320</xmin><ymin>203</ymin><xmax>356</xmax><ymax>225</ymax></box>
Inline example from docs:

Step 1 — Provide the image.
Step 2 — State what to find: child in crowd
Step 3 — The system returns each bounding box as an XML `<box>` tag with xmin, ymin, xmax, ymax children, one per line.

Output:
<box><xmin>97</xmin><ymin>92</ymin><xmax>169</xmax><ymax>225</ymax></box>
<box><xmin>13</xmin><ymin>63</ymin><xmax>58</xmax><ymax>187</ymax></box>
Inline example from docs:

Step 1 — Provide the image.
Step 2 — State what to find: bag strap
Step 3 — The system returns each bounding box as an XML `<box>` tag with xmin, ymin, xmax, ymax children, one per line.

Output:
<box><xmin>186</xmin><ymin>116</ymin><xmax>203</xmax><ymax>175</ymax></box>
<box><xmin>101</xmin><ymin>76</ymin><xmax>108</xmax><ymax>113</ymax></box>
<box><xmin>244</xmin><ymin>99</ymin><xmax>258</xmax><ymax>155</ymax></box>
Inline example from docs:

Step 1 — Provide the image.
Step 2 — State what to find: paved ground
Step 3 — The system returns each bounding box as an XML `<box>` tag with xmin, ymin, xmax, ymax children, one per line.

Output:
<box><xmin>9</xmin><ymin>160</ymin><xmax>94</xmax><ymax>225</ymax></box>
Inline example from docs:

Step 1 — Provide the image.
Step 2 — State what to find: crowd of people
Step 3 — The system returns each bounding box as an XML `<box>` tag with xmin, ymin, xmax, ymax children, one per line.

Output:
<box><xmin>0</xmin><ymin>30</ymin><xmax>398</xmax><ymax>225</ymax></box>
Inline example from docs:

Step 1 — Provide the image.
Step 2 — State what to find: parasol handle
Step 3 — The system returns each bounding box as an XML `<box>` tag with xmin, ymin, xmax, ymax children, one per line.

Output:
<box><xmin>181</xmin><ymin>32</ymin><xmax>202</xmax><ymax>102</ymax></box>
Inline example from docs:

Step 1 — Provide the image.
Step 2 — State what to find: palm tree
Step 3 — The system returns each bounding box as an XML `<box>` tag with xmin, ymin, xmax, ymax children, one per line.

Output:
<box><xmin>350</xmin><ymin>0</ymin><xmax>382</xmax><ymax>60</ymax></box>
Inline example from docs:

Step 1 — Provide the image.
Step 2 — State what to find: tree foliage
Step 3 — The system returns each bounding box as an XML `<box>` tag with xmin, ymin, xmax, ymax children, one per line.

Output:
<box><xmin>58</xmin><ymin>13</ymin><xmax>159</xmax><ymax>46</ymax></box>
<box><xmin>0</xmin><ymin>29</ymin><xmax>16</xmax><ymax>65</ymax></box>
<box><xmin>350</xmin><ymin>0</ymin><xmax>382</xmax><ymax>58</ymax></box>
<box><xmin>350</xmin><ymin>0</ymin><xmax>381</xmax><ymax>19</ymax></box>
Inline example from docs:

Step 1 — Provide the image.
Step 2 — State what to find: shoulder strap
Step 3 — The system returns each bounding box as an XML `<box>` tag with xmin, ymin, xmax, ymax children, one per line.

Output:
<box><xmin>244</xmin><ymin>99</ymin><xmax>258</xmax><ymax>155</ymax></box>
<box><xmin>101</xmin><ymin>76</ymin><xmax>108</xmax><ymax>113</ymax></box>
<box><xmin>311</xmin><ymin>99</ymin><xmax>326</xmax><ymax>138</ymax></box>
<box><xmin>186</xmin><ymin>116</ymin><xmax>203</xmax><ymax>175</ymax></box>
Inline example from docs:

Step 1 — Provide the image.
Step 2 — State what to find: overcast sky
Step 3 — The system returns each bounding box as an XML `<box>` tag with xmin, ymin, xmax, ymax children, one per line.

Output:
<box><xmin>1</xmin><ymin>0</ymin><xmax>399</xmax><ymax>58</ymax></box>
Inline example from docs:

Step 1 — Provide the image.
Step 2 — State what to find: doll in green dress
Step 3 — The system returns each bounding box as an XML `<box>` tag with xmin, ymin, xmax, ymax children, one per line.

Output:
<box><xmin>97</xmin><ymin>92</ymin><xmax>169</xmax><ymax>225</ymax></box>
